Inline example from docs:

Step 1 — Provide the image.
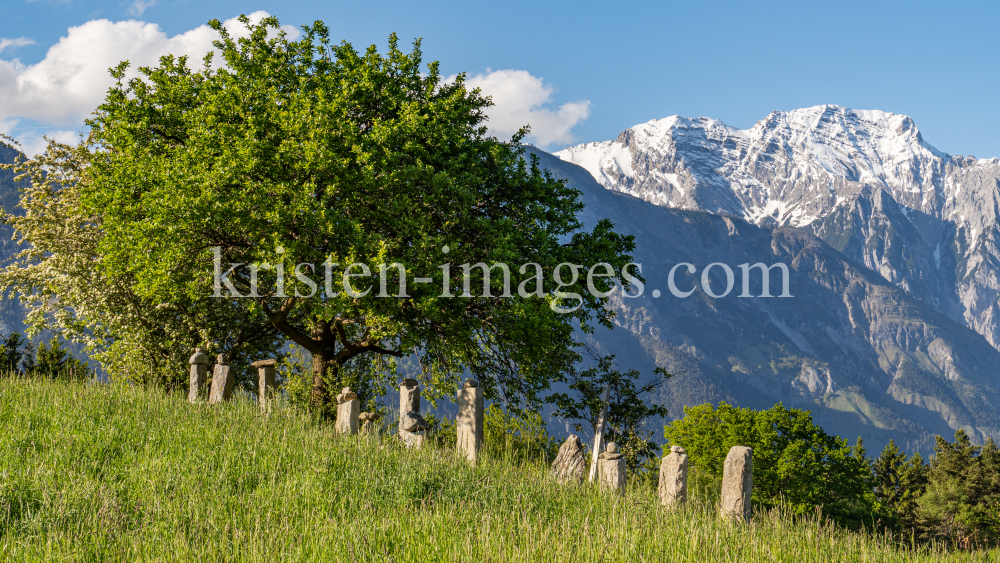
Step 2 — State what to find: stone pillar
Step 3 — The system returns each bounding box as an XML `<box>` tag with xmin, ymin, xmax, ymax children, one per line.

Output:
<box><xmin>456</xmin><ymin>378</ymin><xmax>483</xmax><ymax>463</ymax></box>
<box><xmin>399</xmin><ymin>379</ymin><xmax>426</xmax><ymax>448</ymax></box>
<box><xmin>359</xmin><ymin>412</ymin><xmax>380</xmax><ymax>433</ymax></box>
<box><xmin>658</xmin><ymin>445</ymin><xmax>688</xmax><ymax>507</ymax></box>
<box><xmin>335</xmin><ymin>387</ymin><xmax>360</xmax><ymax>435</ymax></box>
<box><xmin>188</xmin><ymin>347</ymin><xmax>209</xmax><ymax>403</ymax></box>
<box><xmin>720</xmin><ymin>446</ymin><xmax>753</xmax><ymax>522</ymax></box>
<box><xmin>252</xmin><ymin>359</ymin><xmax>277</xmax><ymax>407</ymax></box>
<box><xmin>399</xmin><ymin>379</ymin><xmax>420</xmax><ymax>421</ymax></box>
<box><xmin>208</xmin><ymin>354</ymin><xmax>234</xmax><ymax>405</ymax></box>
<box><xmin>551</xmin><ymin>434</ymin><xmax>586</xmax><ymax>484</ymax></box>
<box><xmin>598</xmin><ymin>442</ymin><xmax>626</xmax><ymax>494</ymax></box>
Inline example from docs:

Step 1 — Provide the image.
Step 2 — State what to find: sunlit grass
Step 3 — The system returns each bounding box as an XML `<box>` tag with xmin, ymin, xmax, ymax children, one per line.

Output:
<box><xmin>0</xmin><ymin>377</ymin><xmax>989</xmax><ymax>561</ymax></box>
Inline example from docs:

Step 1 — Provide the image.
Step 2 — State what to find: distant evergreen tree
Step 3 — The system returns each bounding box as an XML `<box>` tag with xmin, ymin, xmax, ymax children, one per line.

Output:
<box><xmin>32</xmin><ymin>336</ymin><xmax>91</xmax><ymax>380</ymax></box>
<box><xmin>0</xmin><ymin>330</ymin><xmax>91</xmax><ymax>380</ymax></box>
<box><xmin>916</xmin><ymin>430</ymin><xmax>1000</xmax><ymax>548</ymax></box>
<box><xmin>872</xmin><ymin>440</ymin><xmax>928</xmax><ymax>534</ymax></box>
<box><xmin>0</xmin><ymin>331</ymin><xmax>27</xmax><ymax>374</ymax></box>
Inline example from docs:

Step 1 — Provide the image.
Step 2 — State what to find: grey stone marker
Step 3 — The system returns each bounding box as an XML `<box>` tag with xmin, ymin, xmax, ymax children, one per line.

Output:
<box><xmin>598</xmin><ymin>441</ymin><xmax>626</xmax><ymax>494</ymax></box>
<box><xmin>720</xmin><ymin>446</ymin><xmax>753</xmax><ymax>522</ymax></box>
<box><xmin>398</xmin><ymin>379</ymin><xmax>426</xmax><ymax>448</ymax></box>
<box><xmin>658</xmin><ymin>445</ymin><xmax>688</xmax><ymax>507</ymax></box>
<box><xmin>550</xmin><ymin>434</ymin><xmax>586</xmax><ymax>484</ymax></box>
<box><xmin>208</xmin><ymin>354</ymin><xmax>234</xmax><ymax>405</ymax></box>
<box><xmin>335</xmin><ymin>387</ymin><xmax>360</xmax><ymax>435</ymax></box>
<box><xmin>252</xmin><ymin>359</ymin><xmax>277</xmax><ymax>407</ymax></box>
<box><xmin>399</xmin><ymin>409</ymin><xmax>429</xmax><ymax>448</ymax></box>
<box><xmin>456</xmin><ymin>378</ymin><xmax>483</xmax><ymax>464</ymax></box>
<box><xmin>359</xmin><ymin>412</ymin><xmax>380</xmax><ymax>433</ymax></box>
<box><xmin>188</xmin><ymin>347</ymin><xmax>209</xmax><ymax>403</ymax></box>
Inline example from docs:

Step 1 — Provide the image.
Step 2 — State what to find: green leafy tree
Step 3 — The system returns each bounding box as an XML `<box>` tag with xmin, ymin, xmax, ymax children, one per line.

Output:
<box><xmin>664</xmin><ymin>402</ymin><xmax>875</xmax><ymax>528</ymax></box>
<box><xmin>81</xmin><ymin>16</ymin><xmax>635</xmax><ymax>412</ymax></box>
<box><xmin>549</xmin><ymin>347</ymin><xmax>670</xmax><ymax>474</ymax></box>
<box><xmin>483</xmin><ymin>404</ymin><xmax>560</xmax><ymax>463</ymax></box>
<box><xmin>0</xmin><ymin>137</ymin><xmax>282</xmax><ymax>389</ymax></box>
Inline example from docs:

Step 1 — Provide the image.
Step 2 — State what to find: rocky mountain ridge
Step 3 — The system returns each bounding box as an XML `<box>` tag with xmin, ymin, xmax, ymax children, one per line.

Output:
<box><xmin>555</xmin><ymin>105</ymin><xmax>1000</xmax><ymax>353</ymax></box>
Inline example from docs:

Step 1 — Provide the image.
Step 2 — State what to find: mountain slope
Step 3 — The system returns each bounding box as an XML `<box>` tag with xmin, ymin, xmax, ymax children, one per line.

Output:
<box><xmin>555</xmin><ymin>105</ymin><xmax>1000</xmax><ymax>359</ymax></box>
<box><xmin>530</xmin><ymin>146</ymin><xmax>1000</xmax><ymax>454</ymax></box>
<box><xmin>0</xmin><ymin>146</ymin><xmax>26</xmax><ymax>336</ymax></box>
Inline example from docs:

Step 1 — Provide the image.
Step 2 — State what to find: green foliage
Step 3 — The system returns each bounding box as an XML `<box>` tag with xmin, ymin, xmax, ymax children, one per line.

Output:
<box><xmin>30</xmin><ymin>336</ymin><xmax>92</xmax><ymax>381</ymax></box>
<box><xmin>664</xmin><ymin>402</ymin><xmax>875</xmax><ymax>528</ymax></box>
<box><xmin>483</xmin><ymin>404</ymin><xmax>560</xmax><ymax>463</ymax></box>
<box><xmin>549</xmin><ymin>348</ymin><xmax>670</xmax><ymax>474</ymax></box>
<box><xmin>872</xmin><ymin>440</ymin><xmax>928</xmax><ymax>533</ymax></box>
<box><xmin>277</xmin><ymin>344</ymin><xmax>397</xmax><ymax>419</ymax></box>
<box><xmin>80</xmin><ymin>15</ymin><xmax>636</xmax><ymax>411</ymax></box>
<box><xmin>914</xmin><ymin>430</ymin><xmax>1000</xmax><ymax>548</ymax></box>
<box><xmin>0</xmin><ymin>136</ymin><xmax>282</xmax><ymax>389</ymax></box>
<box><xmin>423</xmin><ymin>412</ymin><xmax>457</xmax><ymax>449</ymax></box>
<box><xmin>0</xmin><ymin>331</ymin><xmax>27</xmax><ymax>373</ymax></box>
<box><xmin>0</xmin><ymin>330</ymin><xmax>91</xmax><ymax>380</ymax></box>
<box><xmin>276</xmin><ymin>345</ymin><xmax>312</xmax><ymax>412</ymax></box>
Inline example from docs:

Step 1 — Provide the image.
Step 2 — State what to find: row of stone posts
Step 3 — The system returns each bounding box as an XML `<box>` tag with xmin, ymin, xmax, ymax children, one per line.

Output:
<box><xmin>549</xmin><ymin>432</ymin><xmax>754</xmax><ymax>522</ymax></box>
<box><xmin>187</xmin><ymin>348</ymin><xmax>754</xmax><ymax>519</ymax></box>
<box><xmin>186</xmin><ymin>349</ymin><xmax>487</xmax><ymax>460</ymax></box>
<box><xmin>186</xmin><ymin>349</ymin><xmax>446</xmax><ymax>443</ymax></box>
<box><xmin>395</xmin><ymin>376</ymin><xmax>483</xmax><ymax>463</ymax></box>
<box><xmin>188</xmin><ymin>348</ymin><xmax>276</xmax><ymax>408</ymax></box>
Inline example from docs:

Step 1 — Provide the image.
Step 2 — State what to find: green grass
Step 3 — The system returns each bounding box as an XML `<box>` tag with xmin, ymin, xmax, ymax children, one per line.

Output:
<box><xmin>0</xmin><ymin>377</ymin><xmax>992</xmax><ymax>562</ymax></box>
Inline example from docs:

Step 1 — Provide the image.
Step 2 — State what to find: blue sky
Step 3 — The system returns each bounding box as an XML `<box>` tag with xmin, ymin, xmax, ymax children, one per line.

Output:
<box><xmin>2</xmin><ymin>0</ymin><xmax>999</xmax><ymax>157</ymax></box>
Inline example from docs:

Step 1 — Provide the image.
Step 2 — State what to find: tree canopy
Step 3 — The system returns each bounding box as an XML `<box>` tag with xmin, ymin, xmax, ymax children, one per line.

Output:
<box><xmin>18</xmin><ymin>15</ymin><xmax>635</xmax><ymax>410</ymax></box>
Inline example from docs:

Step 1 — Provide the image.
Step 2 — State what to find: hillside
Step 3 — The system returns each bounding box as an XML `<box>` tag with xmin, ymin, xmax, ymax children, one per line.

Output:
<box><xmin>3</xmin><ymin>136</ymin><xmax>999</xmax><ymax>456</ymax></box>
<box><xmin>0</xmin><ymin>377</ymin><xmax>974</xmax><ymax>561</ymax></box>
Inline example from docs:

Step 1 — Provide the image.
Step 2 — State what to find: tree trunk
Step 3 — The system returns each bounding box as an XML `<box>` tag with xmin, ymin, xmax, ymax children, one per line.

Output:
<box><xmin>310</xmin><ymin>348</ymin><xmax>330</xmax><ymax>410</ymax></box>
<box><xmin>309</xmin><ymin>321</ymin><xmax>336</xmax><ymax>411</ymax></box>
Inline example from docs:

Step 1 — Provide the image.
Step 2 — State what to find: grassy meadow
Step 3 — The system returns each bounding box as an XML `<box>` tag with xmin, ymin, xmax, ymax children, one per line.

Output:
<box><xmin>0</xmin><ymin>376</ymin><xmax>994</xmax><ymax>562</ymax></box>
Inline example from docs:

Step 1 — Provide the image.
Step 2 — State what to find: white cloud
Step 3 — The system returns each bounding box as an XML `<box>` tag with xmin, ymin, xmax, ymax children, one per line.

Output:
<box><xmin>127</xmin><ymin>0</ymin><xmax>157</xmax><ymax>17</ymax></box>
<box><xmin>461</xmin><ymin>69</ymin><xmax>590</xmax><ymax>148</ymax></box>
<box><xmin>0</xmin><ymin>37</ymin><xmax>36</xmax><ymax>54</ymax></box>
<box><xmin>0</xmin><ymin>11</ymin><xmax>298</xmax><ymax>128</ymax></box>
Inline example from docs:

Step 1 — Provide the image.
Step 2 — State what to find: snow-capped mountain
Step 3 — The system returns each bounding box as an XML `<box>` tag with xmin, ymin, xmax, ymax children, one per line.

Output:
<box><xmin>556</xmin><ymin>105</ymin><xmax>1000</xmax><ymax>352</ymax></box>
<box><xmin>527</xmin><ymin>142</ymin><xmax>1000</xmax><ymax>455</ymax></box>
<box><xmin>555</xmin><ymin>105</ymin><xmax>997</xmax><ymax>227</ymax></box>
